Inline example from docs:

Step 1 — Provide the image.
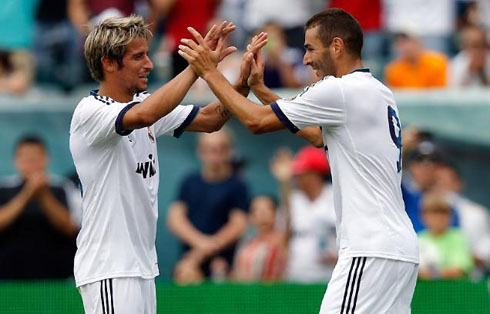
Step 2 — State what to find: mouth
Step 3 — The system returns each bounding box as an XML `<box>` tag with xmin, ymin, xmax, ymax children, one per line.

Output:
<box><xmin>139</xmin><ymin>74</ymin><xmax>149</xmax><ymax>83</ymax></box>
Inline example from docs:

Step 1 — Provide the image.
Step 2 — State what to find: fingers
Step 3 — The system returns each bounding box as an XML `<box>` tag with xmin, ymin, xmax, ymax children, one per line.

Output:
<box><xmin>220</xmin><ymin>46</ymin><xmax>237</xmax><ymax>61</ymax></box>
<box><xmin>177</xmin><ymin>49</ymin><xmax>193</xmax><ymax>63</ymax></box>
<box><xmin>187</xmin><ymin>27</ymin><xmax>207</xmax><ymax>46</ymax></box>
<box><xmin>181</xmin><ymin>38</ymin><xmax>199</xmax><ymax>50</ymax></box>
<box><xmin>204</xmin><ymin>24</ymin><xmax>218</xmax><ymax>41</ymax></box>
<box><xmin>178</xmin><ymin>44</ymin><xmax>197</xmax><ymax>58</ymax></box>
<box><xmin>222</xmin><ymin>21</ymin><xmax>236</xmax><ymax>35</ymax></box>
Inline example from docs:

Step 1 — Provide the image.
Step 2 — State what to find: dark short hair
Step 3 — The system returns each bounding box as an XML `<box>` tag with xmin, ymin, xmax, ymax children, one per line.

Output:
<box><xmin>305</xmin><ymin>8</ymin><xmax>363</xmax><ymax>58</ymax></box>
<box><xmin>16</xmin><ymin>135</ymin><xmax>46</xmax><ymax>151</ymax></box>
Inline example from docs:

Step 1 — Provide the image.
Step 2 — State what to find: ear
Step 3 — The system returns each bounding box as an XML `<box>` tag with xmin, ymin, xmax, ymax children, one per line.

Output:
<box><xmin>331</xmin><ymin>37</ymin><xmax>344</xmax><ymax>56</ymax></box>
<box><xmin>101</xmin><ymin>56</ymin><xmax>118</xmax><ymax>74</ymax></box>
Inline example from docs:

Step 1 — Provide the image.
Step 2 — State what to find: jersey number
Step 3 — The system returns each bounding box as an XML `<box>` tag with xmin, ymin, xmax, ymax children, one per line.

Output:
<box><xmin>387</xmin><ymin>106</ymin><xmax>402</xmax><ymax>172</ymax></box>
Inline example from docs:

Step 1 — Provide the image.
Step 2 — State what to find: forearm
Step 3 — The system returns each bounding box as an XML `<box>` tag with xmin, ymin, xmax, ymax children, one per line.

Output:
<box><xmin>39</xmin><ymin>191</ymin><xmax>78</xmax><ymax>236</ymax></box>
<box><xmin>203</xmin><ymin>70</ymin><xmax>265</xmax><ymax>127</ymax></box>
<box><xmin>68</xmin><ymin>0</ymin><xmax>90</xmax><ymax>35</ymax></box>
<box><xmin>251</xmin><ymin>82</ymin><xmax>280</xmax><ymax>105</ymax></box>
<box><xmin>213</xmin><ymin>214</ymin><xmax>247</xmax><ymax>251</ymax></box>
<box><xmin>126</xmin><ymin>66</ymin><xmax>198</xmax><ymax>129</ymax></box>
<box><xmin>0</xmin><ymin>190</ymin><xmax>30</xmax><ymax>231</ymax></box>
<box><xmin>167</xmin><ymin>206</ymin><xmax>206</xmax><ymax>247</ymax></box>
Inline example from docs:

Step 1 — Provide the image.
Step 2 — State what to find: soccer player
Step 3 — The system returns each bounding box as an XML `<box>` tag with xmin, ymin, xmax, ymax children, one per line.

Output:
<box><xmin>178</xmin><ymin>9</ymin><xmax>420</xmax><ymax>314</ymax></box>
<box><xmin>69</xmin><ymin>16</ymin><xmax>266</xmax><ymax>314</ymax></box>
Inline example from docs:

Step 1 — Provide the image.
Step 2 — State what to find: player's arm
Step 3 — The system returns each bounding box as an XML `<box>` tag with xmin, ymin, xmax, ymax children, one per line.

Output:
<box><xmin>121</xmin><ymin>22</ymin><xmax>237</xmax><ymax>132</ymax></box>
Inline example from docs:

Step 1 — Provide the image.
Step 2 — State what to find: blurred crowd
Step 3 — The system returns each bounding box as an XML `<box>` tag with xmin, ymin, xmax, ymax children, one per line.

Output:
<box><xmin>2</xmin><ymin>0</ymin><xmax>490</xmax><ymax>95</ymax></box>
<box><xmin>2</xmin><ymin>127</ymin><xmax>488</xmax><ymax>283</ymax></box>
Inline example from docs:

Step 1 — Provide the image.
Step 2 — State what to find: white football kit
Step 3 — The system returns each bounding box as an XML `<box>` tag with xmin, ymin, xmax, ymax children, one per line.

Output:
<box><xmin>69</xmin><ymin>90</ymin><xmax>199</xmax><ymax>313</ymax></box>
<box><xmin>271</xmin><ymin>69</ymin><xmax>419</xmax><ymax>314</ymax></box>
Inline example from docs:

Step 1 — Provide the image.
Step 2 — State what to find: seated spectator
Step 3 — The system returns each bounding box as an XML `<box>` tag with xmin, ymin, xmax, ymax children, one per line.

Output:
<box><xmin>0</xmin><ymin>136</ymin><xmax>80</xmax><ymax>279</ymax></box>
<box><xmin>259</xmin><ymin>22</ymin><xmax>311</xmax><ymax>88</ymax></box>
<box><xmin>271</xmin><ymin>147</ymin><xmax>337</xmax><ymax>283</ymax></box>
<box><xmin>167</xmin><ymin>128</ymin><xmax>249</xmax><ymax>282</ymax></box>
<box><xmin>450</xmin><ymin>25</ymin><xmax>490</xmax><ymax>87</ymax></box>
<box><xmin>435</xmin><ymin>163</ymin><xmax>490</xmax><ymax>277</ymax></box>
<box><xmin>418</xmin><ymin>191</ymin><xmax>474</xmax><ymax>279</ymax></box>
<box><xmin>385</xmin><ymin>30</ymin><xmax>448</xmax><ymax>89</ymax></box>
<box><xmin>232</xmin><ymin>195</ymin><xmax>287</xmax><ymax>281</ymax></box>
<box><xmin>402</xmin><ymin>141</ymin><xmax>459</xmax><ymax>232</ymax></box>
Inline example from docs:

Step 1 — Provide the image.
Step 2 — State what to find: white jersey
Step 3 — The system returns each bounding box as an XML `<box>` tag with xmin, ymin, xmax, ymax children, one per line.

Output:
<box><xmin>69</xmin><ymin>90</ymin><xmax>199</xmax><ymax>287</ymax></box>
<box><xmin>271</xmin><ymin>69</ymin><xmax>419</xmax><ymax>264</ymax></box>
<box><xmin>286</xmin><ymin>185</ymin><xmax>337</xmax><ymax>283</ymax></box>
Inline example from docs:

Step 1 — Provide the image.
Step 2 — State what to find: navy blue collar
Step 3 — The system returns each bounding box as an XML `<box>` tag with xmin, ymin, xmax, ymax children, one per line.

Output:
<box><xmin>351</xmin><ymin>68</ymin><xmax>370</xmax><ymax>73</ymax></box>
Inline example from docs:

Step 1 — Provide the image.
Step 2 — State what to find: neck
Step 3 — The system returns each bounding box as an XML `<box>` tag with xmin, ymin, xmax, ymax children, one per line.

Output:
<box><xmin>202</xmin><ymin>163</ymin><xmax>233</xmax><ymax>182</ymax></box>
<box><xmin>98</xmin><ymin>80</ymin><xmax>133</xmax><ymax>103</ymax></box>
<box><xmin>336</xmin><ymin>58</ymin><xmax>364</xmax><ymax>77</ymax></box>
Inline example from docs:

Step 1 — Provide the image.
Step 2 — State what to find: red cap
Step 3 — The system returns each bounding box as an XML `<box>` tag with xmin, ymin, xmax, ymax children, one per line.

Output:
<box><xmin>292</xmin><ymin>146</ymin><xmax>330</xmax><ymax>175</ymax></box>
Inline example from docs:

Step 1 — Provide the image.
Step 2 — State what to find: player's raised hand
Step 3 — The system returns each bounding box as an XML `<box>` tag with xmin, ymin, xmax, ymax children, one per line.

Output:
<box><xmin>237</xmin><ymin>33</ymin><xmax>268</xmax><ymax>86</ymax></box>
<box><xmin>248</xmin><ymin>49</ymin><xmax>266</xmax><ymax>88</ymax></box>
<box><xmin>179</xmin><ymin>26</ymin><xmax>237</xmax><ymax>77</ymax></box>
<box><xmin>204</xmin><ymin>21</ymin><xmax>236</xmax><ymax>52</ymax></box>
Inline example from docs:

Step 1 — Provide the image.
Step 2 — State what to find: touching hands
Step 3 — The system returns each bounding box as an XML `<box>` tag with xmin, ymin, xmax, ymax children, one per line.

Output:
<box><xmin>237</xmin><ymin>32</ymin><xmax>268</xmax><ymax>87</ymax></box>
<box><xmin>179</xmin><ymin>22</ymin><xmax>237</xmax><ymax>77</ymax></box>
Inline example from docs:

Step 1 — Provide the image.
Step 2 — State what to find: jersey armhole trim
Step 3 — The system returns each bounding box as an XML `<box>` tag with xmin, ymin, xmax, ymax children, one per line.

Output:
<box><xmin>270</xmin><ymin>102</ymin><xmax>299</xmax><ymax>134</ymax></box>
<box><xmin>115</xmin><ymin>102</ymin><xmax>139</xmax><ymax>136</ymax></box>
<box><xmin>173</xmin><ymin>105</ymin><xmax>200</xmax><ymax>138</ymax></box>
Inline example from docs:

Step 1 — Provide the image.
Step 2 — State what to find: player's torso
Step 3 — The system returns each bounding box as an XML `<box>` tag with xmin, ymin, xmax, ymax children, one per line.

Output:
<box><xmin>322</xmin><ymin>73</ymin><xmax>418</xmax><ymax>263</ymax></box>
<box><xmin>69</xmin><ymin>98</ymin><xmax>160</xmax><ymax>286</ymax></box>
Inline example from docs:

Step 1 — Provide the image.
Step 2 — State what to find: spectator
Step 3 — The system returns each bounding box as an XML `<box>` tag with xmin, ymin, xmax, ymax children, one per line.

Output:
<box><xmin>435</xmin><ymin>163</ymin><xmax>490</xmax><ymax>277</ymax></box>
<box><xmin>232</xmin><ymin>195</ymin><xmax>287</xmax><ymax>281</ymax></box>
<box><xmin>383</xmin><ymin>0</ymin><xmax>456</xmax><ymax>55</ymax></box>
<box><xmin>259</xmin><ymin>22</ymin><xmax>310</xmax><ymax>88</ymax></box>
<box><xmin>271</xmin><ymin>147</ymin><xmax>337</xmax><ymax>283</ymax></box>
<box><xmin>450</xmin><ymin>25</ymin><xmax>490</xmax><ymax>87</ymax></box>
<box><xmin>167</xmin><ymin>128</ymin><xmax>249</xmax><ymax>282</ymax></box>
<box><xmin>385</xmin><ymin>30</ymin><xmax>448</xmax><ymax>89</ymax></box>
<box><xmin>418</xmin><ymin>191</ymin><xmax>474</xmax><ymax>279</ymax></box>
<box><xmin>0</xmin><ymin>0</ymin><xmax>37</xmax><ymax>95</ymax></box>
<box><xmin>0</xmin><ymin>136</ymin><xmax>80</xmax><ymax>279</ymax></box>
<box><xmin>35</xmin><ymin>0</ymin><xmax>82</xmax><ymax>91</ymax></box>
<box><xmin>402</xmin><ymin>141</ymin><xmax>459</xmax><ymax>232</ymax></box>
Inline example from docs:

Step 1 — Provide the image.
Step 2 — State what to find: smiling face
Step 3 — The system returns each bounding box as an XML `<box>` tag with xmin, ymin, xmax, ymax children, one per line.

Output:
<box><xmin>109</xmin><ymin>37</ymin><xmax>153</xmax><ymax>94</ymax></box>
<box><xmin>303</xmin><ymin>26</ymin><xmax>336</xmax><ymax>78</ymax></box>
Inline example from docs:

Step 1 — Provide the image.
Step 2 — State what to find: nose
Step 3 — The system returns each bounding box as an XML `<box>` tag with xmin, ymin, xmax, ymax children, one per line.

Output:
<box><xmin>145</xmin><ymin>55</ymin><xmax>154</xmax><ymax>71</ymax></box>
<box><xmin>303</xmin><ymin>52</ymin><xmax>310</xmax><ymax>66</ymax></box>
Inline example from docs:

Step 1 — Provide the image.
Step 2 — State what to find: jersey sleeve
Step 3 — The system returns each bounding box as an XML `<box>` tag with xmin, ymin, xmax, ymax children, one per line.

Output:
<box><xmin>74</xmin><ymin>98</ymin><xmax>136</xmax><ymax>146</ymax></box>
<box><xmin>153</xmin><ymin>104</ymin><xmax>200</xmax><ymax>138</ymax></box>
<box><xmin>270</xmin><ymin>76</ymin><xmax>345</xmax><ymax>133</ymax></box>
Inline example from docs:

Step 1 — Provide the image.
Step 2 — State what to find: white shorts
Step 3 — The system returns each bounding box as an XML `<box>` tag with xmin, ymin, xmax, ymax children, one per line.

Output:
<box><xmin>78</xmin><ymin>277</ymin><xmax>156</xmax><ymax>314</ymax></box>
<box><xmin>319</xmin><ymin>257</ymin><xmax>418</xmax><ymax>314</ymax></box>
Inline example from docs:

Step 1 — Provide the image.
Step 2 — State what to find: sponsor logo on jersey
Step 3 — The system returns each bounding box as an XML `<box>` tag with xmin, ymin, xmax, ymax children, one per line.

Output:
<box><xmin>136</xmin><ymin>154</ymin><xmax>157</xmax><ymax>179</ymax></box>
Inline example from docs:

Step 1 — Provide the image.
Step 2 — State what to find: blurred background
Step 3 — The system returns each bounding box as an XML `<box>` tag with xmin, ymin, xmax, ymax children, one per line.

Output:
<box><xmin>0</xmin><ymin>0</ymin><xmax>489</xmax><ymax>313</ymax></box>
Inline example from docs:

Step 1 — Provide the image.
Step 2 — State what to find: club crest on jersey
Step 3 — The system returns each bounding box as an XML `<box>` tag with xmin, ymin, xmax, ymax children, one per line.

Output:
<box><xmin>136</xmin><ymin>154</ymin><xmax>157</xmax><ymax>179</ymax></box>
<box><xmin>147</xmin><ymin>127</ymin><xmax>155</xmax><ymax>143</ymax></box>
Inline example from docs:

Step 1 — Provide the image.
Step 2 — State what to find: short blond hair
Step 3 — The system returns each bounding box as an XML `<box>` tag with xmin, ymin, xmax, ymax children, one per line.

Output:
<box><xmin>84</xmin><ymin>15</ymin><xmax>152</xmax><ymax>82</ymax></box>
<box><xmin>422</xmin><ymin>191</ymin><xmax>450</xmax><ymax>213</ymax></box>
